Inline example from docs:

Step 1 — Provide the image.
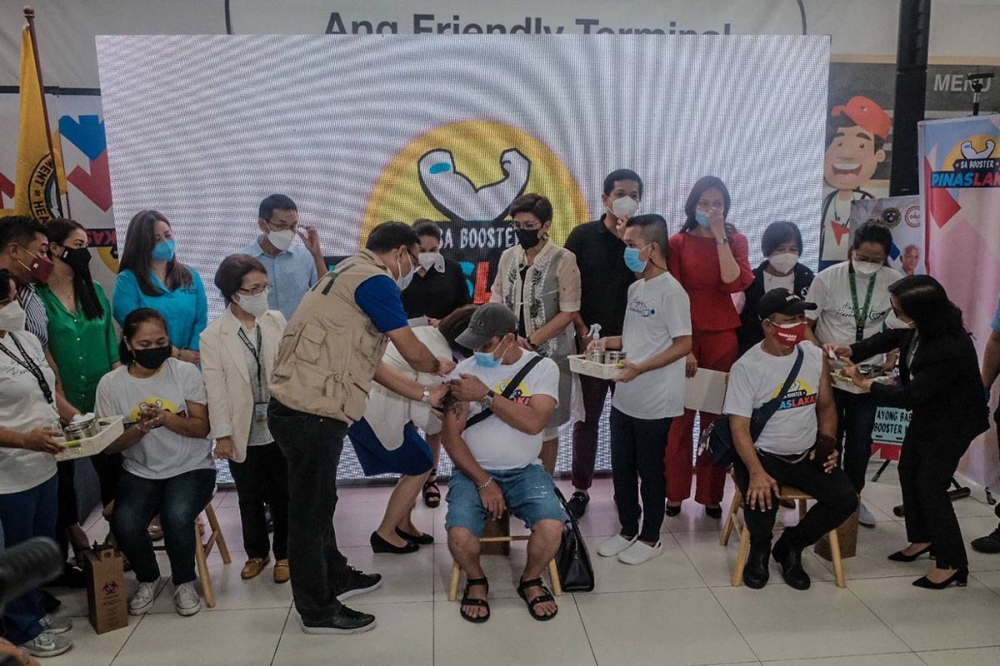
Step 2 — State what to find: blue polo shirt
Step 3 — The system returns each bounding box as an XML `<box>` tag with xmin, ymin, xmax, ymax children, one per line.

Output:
<box><xmin>240</xmin><ymin>238</ymin><xmax>319</xmax><ymax>321</ymax></box>
<box><xmin>113</xmin><ymin>268</ymin><xmax>208</xmax><ymax>351</ymax></box>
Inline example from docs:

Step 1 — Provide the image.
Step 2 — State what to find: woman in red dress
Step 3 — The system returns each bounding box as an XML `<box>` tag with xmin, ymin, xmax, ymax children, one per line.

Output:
<box><xmin>666</xmin><ymin>176</ymin><xmax>754</xmax><ymax>517</ymax></box>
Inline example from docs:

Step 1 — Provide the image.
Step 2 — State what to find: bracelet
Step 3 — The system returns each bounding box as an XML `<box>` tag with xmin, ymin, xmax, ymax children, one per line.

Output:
<box><xmin>476</xmin><ymin>477</ymin><xmax>494</xmax><ymax>492</ymax></box>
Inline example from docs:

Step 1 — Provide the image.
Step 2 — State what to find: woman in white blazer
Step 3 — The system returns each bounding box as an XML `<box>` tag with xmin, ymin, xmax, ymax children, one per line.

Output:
<box><xmin>200</xmin><ymin>254</ymin><xmax>289</xmax><ymax>584</ymax></box>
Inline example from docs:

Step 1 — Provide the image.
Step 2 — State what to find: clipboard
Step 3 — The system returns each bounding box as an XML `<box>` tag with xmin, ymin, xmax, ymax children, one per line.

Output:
<box><xmin>684</xmin><ymin>369</ymin><xmax>728</xmax><ymax>414</ymax></box>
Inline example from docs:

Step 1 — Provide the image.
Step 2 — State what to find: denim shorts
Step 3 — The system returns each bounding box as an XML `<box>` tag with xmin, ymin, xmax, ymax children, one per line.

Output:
<box><xmin>445</xmin><ymin>464</ymin><xmax>565</xmax><ymax>537</ymax></box>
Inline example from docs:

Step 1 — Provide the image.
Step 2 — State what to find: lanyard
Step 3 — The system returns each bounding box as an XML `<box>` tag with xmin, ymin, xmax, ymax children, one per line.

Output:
<box><xmin>0</xmin><ymin>332</ymin><xmax>54</xmax><ymax>405</ymax></box>
<box><xmin>238</xmin><ymin>326</ymin><xmax>264</xmax><ymax>402</ymax></box>
<box><xmin>848</xmin><ymin>267</ymin><xmax>878</xmax><ymax>342</ymax></box>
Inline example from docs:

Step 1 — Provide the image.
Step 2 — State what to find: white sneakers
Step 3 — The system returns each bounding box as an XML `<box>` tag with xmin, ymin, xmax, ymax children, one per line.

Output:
<box><xmin>597</xmin><ymin>534</ymin><xmax>637</xmax><ymax>558</ymax></box>
<box><xmin>618</xmin><ymin>540</ymin><xmax>664</xmax><ymax>565</ymax></box>
<box><xmin>859</xmin><ymin>503</ymin><xmax>877</xmax><ymax>528</ymax></box>
<box><xmin>174</xmin><ymin>582</ymin><xmax>202</xmax><ymax>617</ymax></box>
<box><xmin>129</xmin><ymin>581</ymin><xmax>158</xmax><ymax>616</ymax></box>
<box><xmin>597</xmin><ymin>535</ymin><xmax>664</xmax><ymax>565</ymax></box>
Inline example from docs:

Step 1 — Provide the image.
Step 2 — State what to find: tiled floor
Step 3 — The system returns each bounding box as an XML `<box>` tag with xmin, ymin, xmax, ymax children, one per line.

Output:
<box><xmin>44</xmin><ymin>462</ymin><xmax>1000</xmax><ymax>666</ymax></box>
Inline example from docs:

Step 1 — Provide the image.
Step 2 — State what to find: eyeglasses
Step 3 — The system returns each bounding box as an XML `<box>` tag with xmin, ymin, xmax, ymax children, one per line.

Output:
<box><xmin>237</xmin><ymin>285</ymin><xmax>269</xmax><ymax>296</ymax></box>
<box><xmin>265</xmin><ymin>221</ymin><xmax>298</xmax><ymax>233</ymax></box>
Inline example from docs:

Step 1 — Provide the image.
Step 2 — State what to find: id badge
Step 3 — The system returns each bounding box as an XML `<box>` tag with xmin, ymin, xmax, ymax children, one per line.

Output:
<box><xmin>253</xmin><ymin>402</ymin><xmax>269</xmax><ymax>424</ymax></box>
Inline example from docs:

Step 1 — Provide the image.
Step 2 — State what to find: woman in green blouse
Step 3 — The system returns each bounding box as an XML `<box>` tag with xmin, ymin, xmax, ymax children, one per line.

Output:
<box><xmin>39</xmin><ymin>220</ymin><xmax>122</xmax><ymax>562</ymax></box>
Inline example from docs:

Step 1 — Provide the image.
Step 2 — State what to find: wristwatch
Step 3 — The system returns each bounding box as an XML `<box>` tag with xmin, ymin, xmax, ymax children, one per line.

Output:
<box><xmin>716</xmin><ymin>236</ymin><xmax>730</xmax><ymax>245</ymax></box>
<box><xmin>479</xmin><ymin>390</ymin><xmax>496</xmax><ymax>410</ymax></box>
<box><xmin>420</xmin><ymin>386</ymin><xmax>431</xmax><ymax>403</ymax></box>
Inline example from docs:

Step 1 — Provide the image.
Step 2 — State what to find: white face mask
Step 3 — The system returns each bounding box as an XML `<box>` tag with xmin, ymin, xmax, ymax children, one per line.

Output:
<box><xmin>611</xmin><ymin>196</ymin><xmax>639</xmax><ymax>219</ymax></box>
<box><xmin>768</xmin><ymin>252</ymin><xmax>799</xmax><ymax>275</ymax></box>
<box><xmin>235</xmin><ymin>290</ymin><xmax>269</xmax><ymax>318</ymax></box>
<box><xmin>396</xmin><ymin>253</ymin><xmax>416</xmax><ymax>290</ymax></box>
<box><xmin>268</xmin><ymin>229</ymin><xmax>295</xmax><ymax>252</ymax></box>
<box><xmin>418</xmin><ymin>252</ymin><xmax>445</xmax><ymax>273</ymax></box>
<box><xmin>853</xmin><ymin>259</ymin><xmax>882</xmax><ymax>276</ymax></box>
<box><xmin>0</xmin><ymin>300</ymin><xmax>26</xmax><ymax>332</ymax></box>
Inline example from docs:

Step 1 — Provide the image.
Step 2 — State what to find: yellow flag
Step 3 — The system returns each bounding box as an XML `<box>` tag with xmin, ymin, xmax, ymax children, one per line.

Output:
<box><xmin>0</xmin><ymin>26</ymin><xmax>60</xmax><ymax>220</ymax></box>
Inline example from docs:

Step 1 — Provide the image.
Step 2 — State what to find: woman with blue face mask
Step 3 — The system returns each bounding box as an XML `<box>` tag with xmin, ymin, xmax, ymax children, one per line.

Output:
<box><xmin>113</xmin><ymin>210</ymin><xmax>208</xmax><ymax>366</ymax></box>
<box><xmin>665</xmin><ymin>176</ymin><xmax>754</xmax><ymax>519</ymax></box>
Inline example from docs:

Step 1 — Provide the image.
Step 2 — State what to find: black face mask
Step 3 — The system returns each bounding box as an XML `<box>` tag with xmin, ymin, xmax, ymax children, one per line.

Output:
<box><xmin>132</xmin><ymin>345</ymin><xmax>172</xmax><ymax>370</ymax></box>
<box><xmin>516</xmin><ymin>229</ymin><xmax>541</xmax><ymax>250</ymax></box>
<box><xmin>59</xmin><ymin>247</ymin><xmax>92</xmax><ymax>273</ymax></box>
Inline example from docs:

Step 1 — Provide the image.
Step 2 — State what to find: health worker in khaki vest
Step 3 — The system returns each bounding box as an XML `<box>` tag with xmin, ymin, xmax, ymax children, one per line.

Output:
<box><xmin>267</xmin><ymin>221</ymin><xmax>455</xmax><ymax>636</ymax></box>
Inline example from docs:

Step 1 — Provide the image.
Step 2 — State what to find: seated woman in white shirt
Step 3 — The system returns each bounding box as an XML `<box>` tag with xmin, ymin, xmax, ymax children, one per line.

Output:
<box><xmin>200</xmin><ymin>254</ymin><xmax>290</xmax><ymax>583</ymax></box>
<box><xmin>0</xmin><ymin>269</ymin><xmax>73</xmax><ymax>658</ymax></box>
<box><xmin>97</xmin><ymin>308</ymin><xmax>216</xmax><ymax>618</ymax></box>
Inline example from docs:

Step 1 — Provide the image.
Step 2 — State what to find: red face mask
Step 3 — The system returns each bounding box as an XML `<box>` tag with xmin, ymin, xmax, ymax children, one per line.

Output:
<box><xmin>769</xmin><ymin>321</ymin><xmax>805</xmax><ymax>348</ymax></box>
<box><xmin>18</xmin><ymin>248</ymin><xmax>54</xmax><ymax>285</ymax></box>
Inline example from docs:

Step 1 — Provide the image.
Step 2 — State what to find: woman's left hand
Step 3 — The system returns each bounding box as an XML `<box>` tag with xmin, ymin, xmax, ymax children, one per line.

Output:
<box><xmin>848</xmin><ymin>365</ymin><xmax>874</xmax><ymax>391</ymax></box>
<box><xmin>708</xmin><ymin>209</ymin><xmax>727</xmax><ymax>239</ymax></box>
<box><xmin>140</xmin><ymin>405</ymin><xmax>172</xmax><ymax>429</ymax></box>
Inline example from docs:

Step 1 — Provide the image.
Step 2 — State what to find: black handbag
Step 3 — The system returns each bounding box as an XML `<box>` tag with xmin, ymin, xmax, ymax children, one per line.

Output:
<box><xmin>554</xmin><ymin>487</ymin><xmax>595</xmax><ymax>592</ymax></box>
<box><xmin>701</xmin><ymin>347</ymin><xmax>804</xmax><ymax>467</ymax></box>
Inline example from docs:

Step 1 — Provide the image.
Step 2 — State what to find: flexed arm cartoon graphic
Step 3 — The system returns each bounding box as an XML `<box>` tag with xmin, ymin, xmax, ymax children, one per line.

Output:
<box><xmin>418</xmin><ymin>148</ymin><xmax>531</xmax><ymax>223</ymax></box>
<box><xmin>961</xmin><ymin>140</ymin><xmax>997</xmax><ymax>159</ymax></box>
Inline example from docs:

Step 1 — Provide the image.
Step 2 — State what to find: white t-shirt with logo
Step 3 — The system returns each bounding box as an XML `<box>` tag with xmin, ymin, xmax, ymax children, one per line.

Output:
<box><xmin>96</xmin><ymin>358</ymin><xmax>215</xmax><ymax>480</ymax></box>
<box><xmin>723</xmin><ymin>342</ymin><xmax>825</xmax><ymax>456</ymax></box>
<box><xmin>457</xmin><ymin>350</ymin><xmax>559</xmax><ymax>471</ymax></box>
<box><xmin>763</xmin><ymin>271</ymin><xmax>795</xmax><ymax>295</ymax></box>
<box><xmin>807</xmin><ymin>262</ymin><xmax>904</xmax><ymax>352</ymax></box>
<box><xmin>0</xmin><ymin>331</ymin><xmax>59</xmax><ymax>494</ymax></box>
<box><xmin>612</xmin><ymin>272</ymin><xmax>692</xmax><ymax>420</ymax></box>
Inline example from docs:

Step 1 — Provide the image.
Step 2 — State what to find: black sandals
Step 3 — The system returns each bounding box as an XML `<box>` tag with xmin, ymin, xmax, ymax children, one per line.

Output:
<box><xmin>460</xmin><ymin>577</ymin><xmax>490</xmax><ymax>623</ymax></box>
<box><xmin>517</xmin><ymin>577</ymin><xmax>558</xmax><ymax>621</ymax></box>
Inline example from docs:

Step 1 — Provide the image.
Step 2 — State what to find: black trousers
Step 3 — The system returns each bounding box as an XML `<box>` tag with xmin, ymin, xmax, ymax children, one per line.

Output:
<box><xmin>609</xmin><ymin>407</ymin><xmax>672</xmax><ymax>543</ymax></box>
<box><xmin>228</xmin><ymin>442</ymin><xmax>290</xmax><ymax>561</ymax></box>
<box><xmin>898</xmin><ymin>433</ymin><xmax>971</xmax><ymax>569</ymax></box>
<box><xmin>733</xmin><ymin>449</ymin><xmax>858</xmax><ymax>551</ymax></box>
<box><xmin>268</xmin><ymin>399</ymin><xmax>349</xmax><ymax>623</ymax></box>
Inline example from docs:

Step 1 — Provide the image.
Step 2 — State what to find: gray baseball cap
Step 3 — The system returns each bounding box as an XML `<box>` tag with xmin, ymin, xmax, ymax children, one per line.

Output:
<box><xmin>456</xmin><ymin>303</ymin><xmax>518</xmax><ymax>350</ymax></box>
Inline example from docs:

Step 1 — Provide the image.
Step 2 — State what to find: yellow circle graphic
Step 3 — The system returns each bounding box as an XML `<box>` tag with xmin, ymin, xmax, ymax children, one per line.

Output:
<box><xmin>361</xmin><ymin>120</ymin><xmax>589</xmax><ymax>246</ymax></box>
<box><xmin>942</xmin><ymin>134</ymin><xmax>999</xmax><ymax>170</ymax></box>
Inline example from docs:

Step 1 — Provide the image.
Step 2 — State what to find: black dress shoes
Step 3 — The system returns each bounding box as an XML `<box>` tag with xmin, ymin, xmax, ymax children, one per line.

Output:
<box><xmin>370</xmin><ymin>531</ymin><xmax>419</xmax><ymax>554</ymax></box>
<box><xmin>772</xmin><ymin>539</ymin><xmax>811</xmax><ymax>590</ymax></box>
<box><xmin>743</xmin><ymin>547</ymin><xmax>771</xmax><ymax>589</ymax></box>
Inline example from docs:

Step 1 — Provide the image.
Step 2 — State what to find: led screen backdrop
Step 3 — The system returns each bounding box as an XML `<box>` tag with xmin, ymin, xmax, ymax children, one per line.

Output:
<box><xmin>96</xmin><ymin>34</ymin><xmax>829</xmax><ymax>317</ymax></box>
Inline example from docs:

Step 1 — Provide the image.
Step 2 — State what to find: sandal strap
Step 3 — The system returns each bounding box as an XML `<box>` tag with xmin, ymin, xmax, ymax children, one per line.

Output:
<box><xmin>518</xmin><ymin>577</ymin><xmax>544</xmax><ymax>592</ymax></box>
<box><xmin>459</xmin><ymin>597</ymin><xmax>489</xmax><ymax>607</ymax></box>
<box><xmin>465</xmin><ymin>576</ymin><xmax>489</xmax><ymax>589</ymax></box>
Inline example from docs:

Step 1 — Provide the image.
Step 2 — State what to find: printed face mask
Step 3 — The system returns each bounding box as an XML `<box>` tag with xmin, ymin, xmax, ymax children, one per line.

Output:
<box><xmin>611</xmin><ymin>196</ymin><xmax>639</xmax><ymax>219</ymax></box>
<box><xmin>59</xmin><ymin>247</ymin><xmax>93</xmax><ymax>273</ymax></box>
<box><xmin>17</xmin><ymin>246</ymin><xmax>54</xmax><ymax>285</ymax></box>
<box><xmin>769</xmin><ymin>320</ymin><xmax>806</xmax><ymax>347</ymax></box>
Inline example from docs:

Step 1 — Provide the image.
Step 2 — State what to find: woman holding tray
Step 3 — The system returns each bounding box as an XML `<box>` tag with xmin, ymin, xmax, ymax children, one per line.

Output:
<box><xmin>0</xmin><ymin>269</ymin><xmax>74</xmax><ymax>658</ymax></box>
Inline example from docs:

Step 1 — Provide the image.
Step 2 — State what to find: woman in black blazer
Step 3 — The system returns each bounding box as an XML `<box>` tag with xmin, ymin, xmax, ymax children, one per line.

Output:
<box><xmin>738</xmin><ymin>222</ymin><xmax>814</xmax><ymax>355</ymax></box>
<box><xmin>831</xmin><ymin>276</ymin><xmax>989</xmax><ymax>589</ymax></box>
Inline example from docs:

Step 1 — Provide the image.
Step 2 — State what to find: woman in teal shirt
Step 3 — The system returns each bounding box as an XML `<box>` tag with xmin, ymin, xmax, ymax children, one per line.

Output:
<box><xmin>113</xmin><ymin>210</ymin><xmax>207</xmax><ymax>365</ymax></box>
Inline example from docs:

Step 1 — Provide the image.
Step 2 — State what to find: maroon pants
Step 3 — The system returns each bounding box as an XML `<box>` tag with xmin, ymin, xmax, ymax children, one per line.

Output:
<box><xmin>571</xmin><ymin>374</ymin><xmax>615</xmax><ymax>490</ymax></box>
<box><xmin>665</xmin><ymin>329</ymin><xmax>738</xmax><ymax>505</ymax></box>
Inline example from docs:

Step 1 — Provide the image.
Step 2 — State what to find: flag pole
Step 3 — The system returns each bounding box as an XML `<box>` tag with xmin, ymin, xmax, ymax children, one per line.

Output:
<box><xmin>23</xmin><ymin>5</ymin><xmax>68</xmax><ymax>218</ymax></box>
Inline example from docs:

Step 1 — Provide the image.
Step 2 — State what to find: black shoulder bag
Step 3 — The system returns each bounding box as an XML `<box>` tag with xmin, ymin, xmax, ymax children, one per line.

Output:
<box><xmin>554</xmin><ymin>487</ymin><xmax>596</xmax><ymax>592</ymax></box>
<box><xmin>701</xmin><ymin>346</ymin><xmax>804</xmax><ymax>468</ymax></box>
<box><xmin>463</xmin><ymin>355</ymin><xmax>544</xmax><ymax>429</ymax></box>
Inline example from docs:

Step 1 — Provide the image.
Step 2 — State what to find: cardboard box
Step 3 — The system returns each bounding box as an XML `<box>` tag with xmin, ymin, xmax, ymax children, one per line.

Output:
<box><xmin>83</xmin><ymin>546</ymin><xmax>129</xmax><ymax>634</ymax></box>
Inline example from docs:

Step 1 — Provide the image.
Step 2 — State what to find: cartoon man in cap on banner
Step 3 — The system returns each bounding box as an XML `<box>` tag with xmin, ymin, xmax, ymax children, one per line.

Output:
<box><xmin>820</xmin><ymin>96</ymin><xmax>892</xmax><ymax>267</ymax></box>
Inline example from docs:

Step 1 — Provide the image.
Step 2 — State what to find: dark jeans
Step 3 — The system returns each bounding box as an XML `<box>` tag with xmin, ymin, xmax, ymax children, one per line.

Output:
<box><xmin>898</xmin><ymin>434</ymin><xmax>971</xmax><ymax>569</ymax></box>
<box><xmin>610</xmin><ymin>408</ymin><xmax>672</xmax><ymax>543</ymax></box>
<box><xmin>91</xmin><ymin>452</ymin><xmax>123</xmax><ymax>507</ymax></box>
<box><xmin>572</xmin><ymin>375</ymin><xmax>615</xmax><ymax>490</ymax></box>
<box><xmin>228</xmin><ymin>442</ymin><xmax>289</xmax><ymax>560</ymax></box>
<box><xmin>833</xmin><ymin>389</ymin><xmax>878</xmax><ymax>493</ymax></box>
<box><xmin>268</xmin><ymin>399</ymin><xmax>350</xmax><ymax>623</ymax></box>
<box><xmin>733</xmin><ymin>449</ymin><xmax>858</xmax><ymax>552</ymax></box>
<box><xmin>111</xmin><ymin>469</ymin><xmax>216</xmax><ymax>585</ymax></box>
<box><xmin>0</xmin><ymin>474</ymin><xmax>58</xmax><ymax>644</ymax></box>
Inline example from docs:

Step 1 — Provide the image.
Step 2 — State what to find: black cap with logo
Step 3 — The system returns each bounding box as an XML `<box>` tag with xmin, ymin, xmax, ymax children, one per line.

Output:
<box><xmin>758</xmin><ymin>289</ymin><xmax>818</xmax><ymax>320</ymax></box>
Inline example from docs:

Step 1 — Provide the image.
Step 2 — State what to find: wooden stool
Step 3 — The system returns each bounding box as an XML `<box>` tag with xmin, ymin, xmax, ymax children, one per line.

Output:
<box><xmin>152</xmin><ymin>503</ymin><xmax>232</xmax><ymax>607</ymax></box>
<box><xmin>721</xmin><ymin>485</ymin><xmax>846</xmax><ymax>588</ymax></box>
<box><xmin>447</xmin><ymin>515</ymin><xmax>562</xmax><ymax>602</ymax></box>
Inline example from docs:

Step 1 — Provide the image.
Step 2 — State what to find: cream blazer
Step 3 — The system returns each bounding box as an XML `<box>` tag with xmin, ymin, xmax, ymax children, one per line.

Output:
<box><xmin>200</xmin><ymin>307</ymin><xmax>286</xmax><ymax>463</ymax></box>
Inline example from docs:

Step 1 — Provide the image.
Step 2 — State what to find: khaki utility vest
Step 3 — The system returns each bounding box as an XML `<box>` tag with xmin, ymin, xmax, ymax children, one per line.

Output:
<box><xmin>269</xmin><ymin>249</ymin><xmax>391</xmax><ymax>422</ymax></box>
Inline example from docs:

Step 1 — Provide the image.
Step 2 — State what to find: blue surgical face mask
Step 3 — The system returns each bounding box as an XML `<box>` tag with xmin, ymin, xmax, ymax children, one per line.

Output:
<box><xmin>694</xmin><ymin>210</ymin><xmax>711</xmax><ymax>228</ymax></box>
<box><xmin>151</xmin><ymin>238</ymin><xmax>177</xmax><ymax>262</ymax></box>
<box><xmin>623</xmin><ymin>245</ymin><xmax>648</xmax><ymax>273</ymax></box>
<box><xmin>474</xmin><ymin>338</ymin><xmax>508</xmax><ymax>369</ymax></box>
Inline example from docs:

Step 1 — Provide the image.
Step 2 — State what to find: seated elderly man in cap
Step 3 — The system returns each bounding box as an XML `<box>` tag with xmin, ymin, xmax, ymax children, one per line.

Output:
<box><xmin>724</xmin><ymin>289</ymin><xmax>858</xmax><ymax>590</ymax></box>
<box><xmin>442</xmin><ymin>303</ymin><xmax>565</xmax><ymax>623</ymax></box>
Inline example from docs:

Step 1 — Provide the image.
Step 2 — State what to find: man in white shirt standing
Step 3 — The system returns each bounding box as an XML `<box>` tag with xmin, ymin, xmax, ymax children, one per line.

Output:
<box><xmin>806</xmin><ymin>222</ymin><xmax>903</xmax><ymax>527</ymax></box>
<box><xmin>443</xmin><ymin>304</ymin><xmax>565</xmax><ymax>624</ymax></box>
<box><xmin>593</xmin><ymin>214</ymin><xmax>692</xmax><ymax>565</ymax></box>
<box><xmin>725</xmin><ymin>290</ymin><xmax>857</xmax><ymax>590</ymax></box>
